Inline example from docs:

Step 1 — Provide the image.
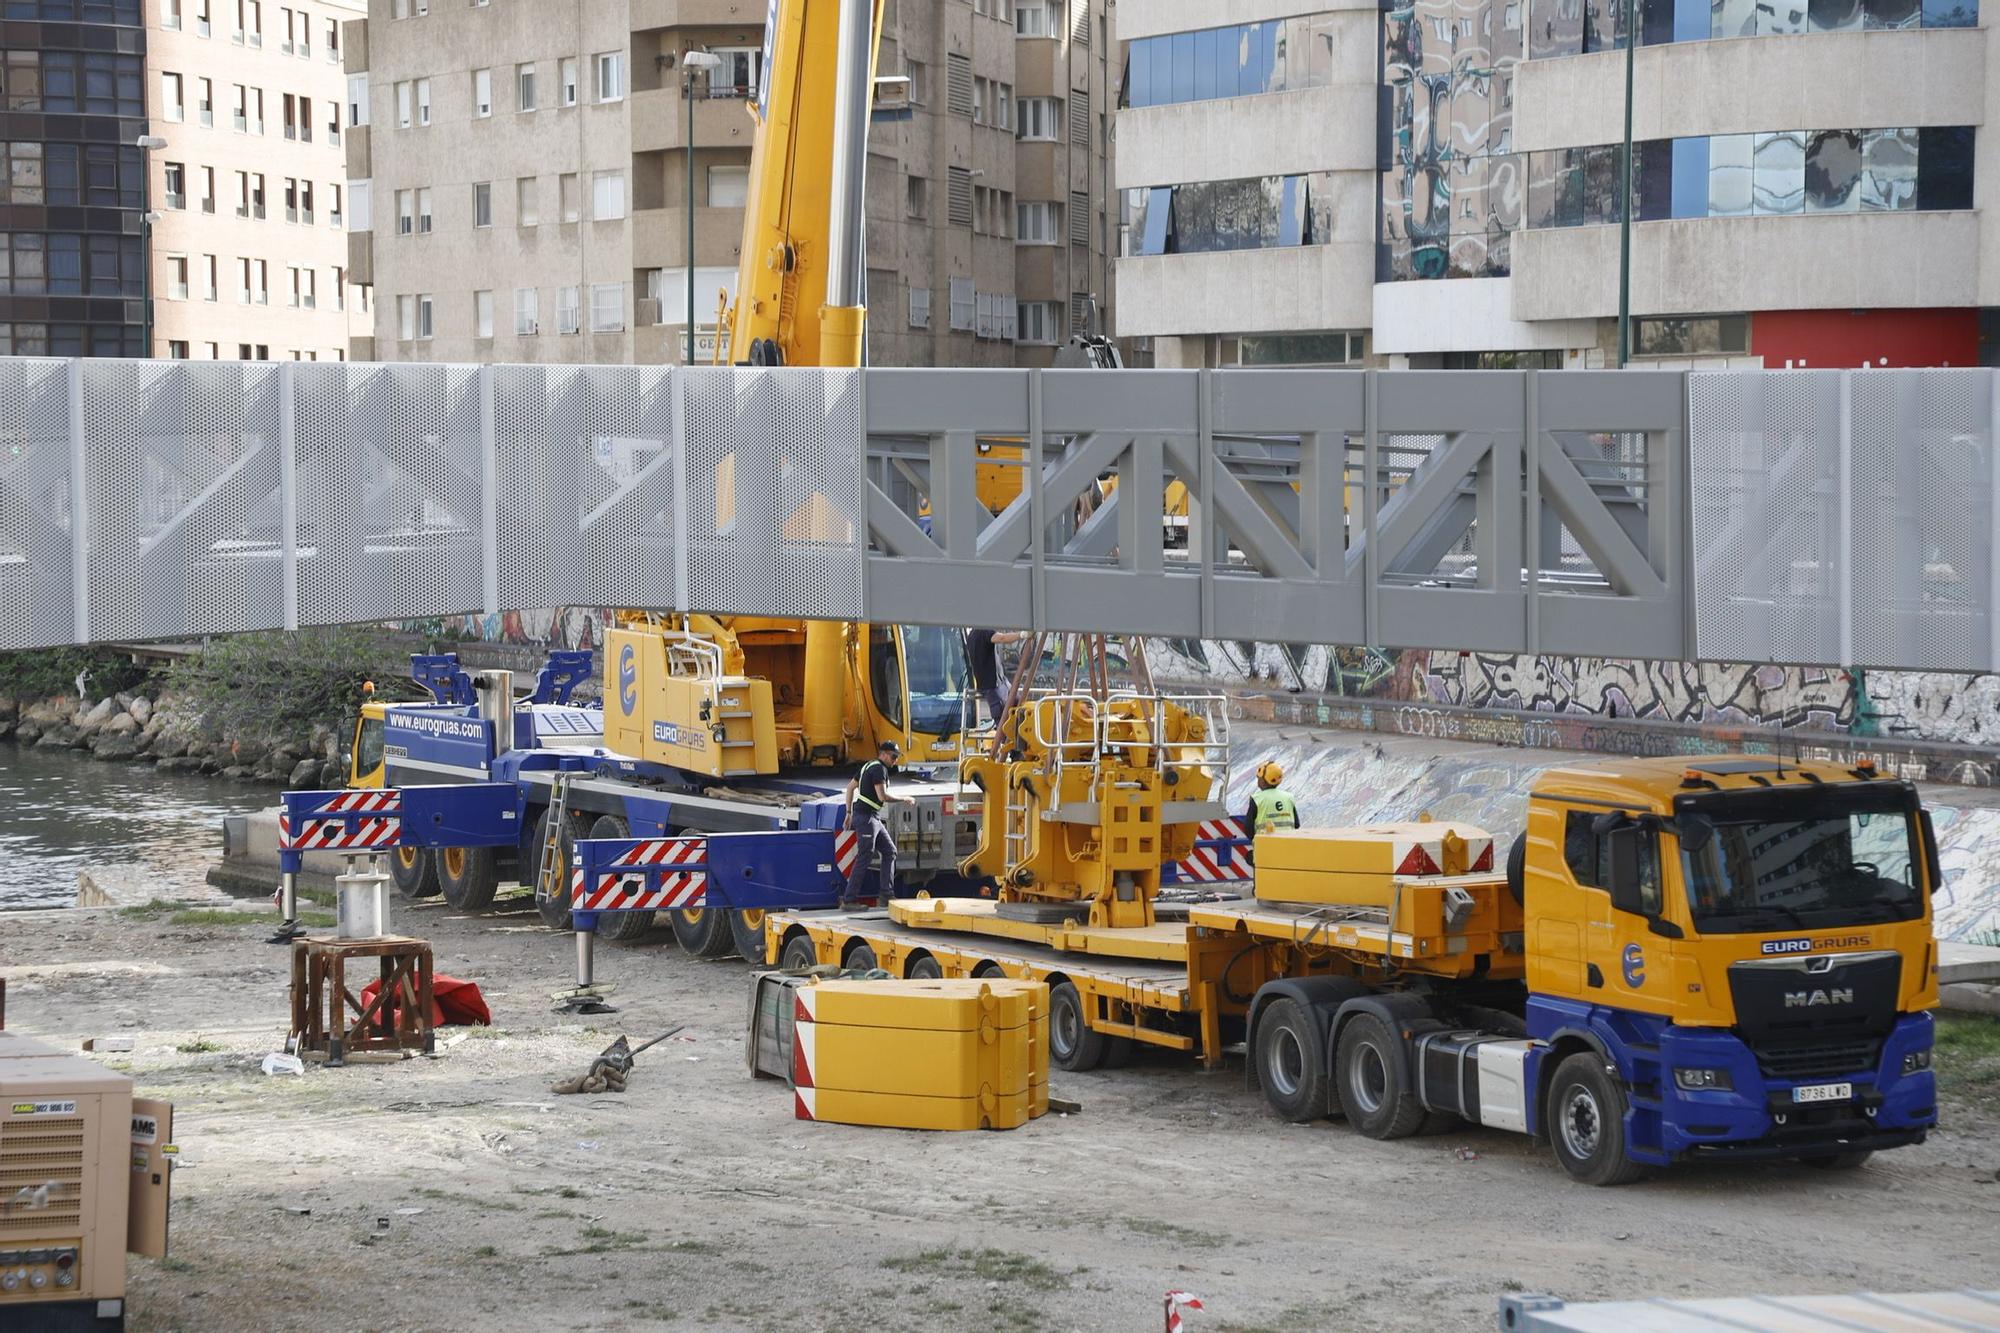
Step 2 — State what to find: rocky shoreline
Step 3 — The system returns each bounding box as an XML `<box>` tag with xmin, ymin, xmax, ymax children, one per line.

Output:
<box><xmin>0</xmin><ymin>690</ymin><xmax>344</xmax><ymax>789</ymax></box>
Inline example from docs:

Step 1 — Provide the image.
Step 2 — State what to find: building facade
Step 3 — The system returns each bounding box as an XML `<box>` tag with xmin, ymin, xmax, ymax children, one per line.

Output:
<box><xmin>0</xmin><ymin>0</ymin><xmax>150</xmax><ymax>359</ymax></box>
<box><xmin>143</xmin><ymin>0</ymin><xmax>368</xmax><ymax>361</ymax></box>
<box><xmin>345</xmin><ymin>0</ymin><xmax>1114</xmax><ymax>367</ymax></box>
<box><xmin>1117</xmin><ymin>0</ymin><xmax>1993</xmax><ymax>369</ymax></box>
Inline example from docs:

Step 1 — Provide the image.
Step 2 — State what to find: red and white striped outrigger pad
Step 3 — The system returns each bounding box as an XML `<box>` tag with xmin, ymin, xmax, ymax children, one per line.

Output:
<box><xmin>1167</xmin><ymin>818</ymin><xmax>1251</xmax><ymax>884</ymax></box>
<box><xmin>278</xmin><ymin>789</ymin><xmax>402</xmax><ymax>851</ymax></box>
<box><xmin>573</xmin><ymin>835</ymin><xmax>708</xmax><ymax>912</ymax></box>
<box><xmin>833</xmin><ymin>830</ymin><xmax>858</xmax><ymax>877</ymax></box>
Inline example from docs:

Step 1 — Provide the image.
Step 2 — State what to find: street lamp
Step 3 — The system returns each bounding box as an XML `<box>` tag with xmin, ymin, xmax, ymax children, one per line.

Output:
<box><xmin>136</xmin><ymin>136</ymin><xmax>168</xmax><ymax>358</ymax></box>
<box><xmin>680</xmin><ymin>50</ymin><xmax>723</xmax><ymax>365</ymax></box>
<box><xmin>1615</xmin><ymin>0</ymin><xmax>1636</xmax><ymax>367</ymax></box>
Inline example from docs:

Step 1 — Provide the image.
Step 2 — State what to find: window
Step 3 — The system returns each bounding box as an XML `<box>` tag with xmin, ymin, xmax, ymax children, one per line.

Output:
<box><xmin>1017</xmin><ymin>0</ymin><xmax>1059</xmax><ymax>37</ymax></box>
<box><xmin>474</xmin><ymin>289</ymin><xmax>493</xmax><ymax>338</ymax></box>
<box><xmin>712</xmin><ymin>47</ymin><xmax>762</xmax><ymax>100</ymax></box>
<box><xmin>397</xmin><ymin>189</ymin><xmax>414</xmax><ymax>233</ymax></box>
<box><xmin>517</xmin><ymin>62</ymin><xmax>536</xmax><ymax>112</ymax></box>
<box><xmin>205</xmin><ymin>342</ymin><xmax>220</xmax><ymax>360</ymax></box>
<box><xmin>197</xmin><ymin>77</ymin><xmax>213</xmax><ymax>126</ymax></box>
<box><xmin>301</xmin><ymin>179</ymin><xmax>315</xmax><ymax>223</ymax></box>
<box><xmin>162</xmin><ymin>71</ymin><xmax>184</xmax><ymax>121</ymax></box>
<box><xmin>559</xmin><ymin>172</ymin><xmax>579</xmax><ymax>222</ymax></box>
<box><xmin>196</xmin><ymin>0</ymin><xmax>210</xmax><ymax>36</ymax></box>
<box><xmin>398</xmin><ymin>294</ymin><xmax>415</xmax><ymax>340</ymax></box>
<box><xmin>285</xmin><ymin>264</ymin><xmax>299</xmax><ymax>305</ymax></box>
<box><xmin>163</xmin><ymin>161</ymin><xmax>186</xmax><ymax>209</ymax></box>
<box><xmin>473</xmin><ymin>68</ymin><xmax>492</xmax><ymax>117</ymax></box>
<box><xmin>1017</xmin><ymin>97</ymin><xmax>1058</xmax><ymax>141</ymax></box>
<box><xmin>1121</xmin><ymin>174</ymin><xmax>1324</xmax><ymax>256</ymax></box>
<box><xmin>995</xmin><ymin>82</ymin><xmax>1012</xmax><ymax>132</ymax></box>
<box><xmin>416</xmin><ymin>78</ymin><xmax>431</xmax><ymax>125</ymax></box>
<box><xmin>905</xmin><ymin>57</ymin><xmax>925</xmax><ymax>105</ymax></box>
<box><xmin>166</xmin><ymin>254</ymin><xmax>188</xmax><ymax>300</ymax></box>
<box><xmin>163</xmin><ymin>0</ymin><xmax>180</xmax><ymax>27</ymax></box>
<box><xmin>350</xmin><ymin>179</ymin><xmax>372</xmax><ymax>231</ymax></box>
<box><xmin>202</xmin><ymin>253</ymin><xmax>217</xmax><ymax>301</ymax></box>
<box><xmin>517</xmin><ymin>176</ymin><xmax>539</xmax><ymax>226</ymax></box>
<box><xmin>947</xmin><ymin>167</ymin><xmax>973</xmax><ymax>225</ymax></box>
<box><xmin>948</xmin><ymin>276</ymin><xmax>974</xmax><ymax>331</ymax></box>
<box><xmin>327</xmin><ymin>101</ymin><xmax>340</xmax><ymax>143</ymax></box>
<box><xmin>973</xmin><ymin>75</ymin><xmax>986</xmax><ymax>124</ymax></box>
<box><xmin>560</xmin><ymin>57</ymin><xmax>579</xmax><ymax>107</ymax></box>
<box><xmin>348</xmin><ymin>74</ymin><xmax>369</xmax><ymax>127</ymax></box>
<box><xmin>1633</xmin><ymin>315</ymin><xmax>1751</xmax><ymax>357</ymax></box>
<box><xmin>472</xmin><ymin>180</ymin><xmax>492</xmax><ymax>227</ymax></box>
<box><xmin>327</xmin><ymin>17</ymin><xmax>340</xmax><ymax>58</ymax></box>
<box><xmin>416</xmin><ymin>292</ymin><xmax>434</xmax><ymax>338</ymax></box>
<box><xmin>708</xmin><ymin>166</ymin><xmax>749</xmax><ymax>207</ymax></box>
<box><xmin>591</xmin><ymin>170</ymin><xmax>625</xmax><ymax>220</ymax></box>
<box><xmin>905</xmin><ymin>175</ymin><xmax>927</xmax><ymax>219</ymax></box>
<box><xmin>908</xmin><ymin>285</ymin><xmax>930</xmax><ymax>328</ymax></box>
<box><xmin>330</xmin><ymin>182</ymin><xmax>343</xmax><ymax>227</ymax></box>
<box><xmin>417</xmin><ymin>187</ymin><xmax>433</xmax><ymax>233</ymax></box>
<box><xmin>196</xmin><ymin>166</ymin><xmax>214</xmax><ymax>214</ymax></box>
<box><xmin>590</xmin><ymin>281</ymin><xmax>624</xmax><ymax>331</ymax></box>
<box><xmin>333</xmin><ymin>266</ymin><xmax>345</xmax><ymax>310</ymax></box>
<box><xmin>168</xmin><ymin>340</ymin><xmax>189</xmax><ymax>358</ymax></box>
<box><xmin>515</xmin><ymin>286</ymin><xmax>538</xmax><ymax>334</ymax></box>
<box><xmin>1123</xmin><ymin>19</ymin><xmax>1344</xmax><ymax>109</ymax></box>
<box><xmin>250</xmin><ymin>171</ymin><xmax>266</xmax><ymax>218</ymax></box>
<box><xmin>283</xmin><ymin>92</ymin><xmax>299</xmax><ymax>139</ymax></box>
<box><xmin>557</xmin><ymin>284</ymin><xmax>580</xmax><ymax>333</ymax></box>
<box><xmin>1561</xmin><ymin>810</ymin><xmax>1662</xmax><ymax>915</ymax></box>
<box><xmin>1017</xmin><ymin>200</ymin><xmax>1059</xmax><ymax>243</ymax></box>
<box><xmin>593</xmin><ymin>51</ymin><xmax>624</xmax><ymax>103</ymax></box>
<box><xmin>946</xmin><ymin>53</ymin><xmax>971</xmax><ymax>115</ymax></box>
<box><xmin>396</xmin><ymin>80</ymin><xmax>412</xmax><ymax>128</ymax></box>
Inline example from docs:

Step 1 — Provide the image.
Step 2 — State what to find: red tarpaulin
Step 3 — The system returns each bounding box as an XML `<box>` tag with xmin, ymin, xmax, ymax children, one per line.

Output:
<box><xmin>358</xmin><ymin>974</ymin><xmax>491</xmax><ymax>1029</ymax></box>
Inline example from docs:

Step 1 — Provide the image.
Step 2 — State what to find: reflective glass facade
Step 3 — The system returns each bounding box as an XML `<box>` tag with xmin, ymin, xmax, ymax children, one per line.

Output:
<box><xmin>1121</xmin><ymin>174</ymin><xmax>1336</xmax><ymax>257</ymax></box>
<box><xmin>0</xmin><ymin>0</ymin><xmax>148</xmax><ymax>355</ymax></box>
<box><xmin>1121</xmin><ymin>17</ymin><xmax>1339</xmax><ymax>108</ymax></box>
<box><xmin>1525</xmin><ymin>126</ymin><xmax>1974</xmax><ymax>227</ymax></box>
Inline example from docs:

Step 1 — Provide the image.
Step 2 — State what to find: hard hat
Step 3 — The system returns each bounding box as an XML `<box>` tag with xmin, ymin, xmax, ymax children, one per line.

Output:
<box><xmin>1257</xmin><ymin>761</ymin><xmax>1283</xmax><ymax>786</ymax></box>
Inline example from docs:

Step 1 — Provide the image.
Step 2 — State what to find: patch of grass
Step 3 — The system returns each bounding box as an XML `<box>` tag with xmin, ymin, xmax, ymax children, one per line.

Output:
<box><xmin>1117</xmin><ymin>1215</ymin><xmax>1220</xmax><ymax>1248</ymax></box>
<box><xmin>412</xmin><ymin>1187</ymin><xmax>521</xmax><ymax>1212</ymax></box>
<box><xmin>175</xmin><ymin>1039</ymin><xmax>222</xmax><ymax>1054</ymax></box>
<box><xmin>668</xmin><ymin>1238</ymin><xmax>722</xmax><ymax>1257</ymax></box>
<box><xmin>1935</xmin><ymin>1013</ymin><xmax>2000</xmax><ymax>1096</ymax></box>
<box><xmin>155</xmin><ymin>1256</ymin><xmax>196</xmax><ymax>1273</ymax></box>
<box><xmin>117</xmin><ymin>899</ymin><xmax>178</xmax><ymax>918</ymax></box>
<box><xmin>880</xmin><ymin>1247</ymin><xmax>1072</xmax><ymax>1292</ymax></box>
<box><xmin>165</xmin><ymin>907</ymin><xmax>335</xmax><ymax>928</ymax></box>
<box><xmin>472</xmin><ymin>1245</ymin><xmax>499</xmax><ymax>1259</ymax></box>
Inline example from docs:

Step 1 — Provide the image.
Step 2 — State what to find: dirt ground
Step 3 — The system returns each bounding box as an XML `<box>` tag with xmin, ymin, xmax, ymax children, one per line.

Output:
<box><xmin>1</xmin><ymin>893</ymin><xmax>1995</xmax><ymax>1333</ymax></box>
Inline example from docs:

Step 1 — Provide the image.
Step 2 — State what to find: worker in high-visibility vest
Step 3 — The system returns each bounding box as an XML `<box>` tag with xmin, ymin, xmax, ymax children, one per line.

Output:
<box><xmin>1243</xmin><ymin>762</ymin><xmax>1300</xmax><ymax>851</ymax></box>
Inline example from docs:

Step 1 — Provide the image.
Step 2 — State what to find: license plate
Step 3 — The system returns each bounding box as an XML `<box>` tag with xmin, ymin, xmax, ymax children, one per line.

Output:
<box><xmin>1792</xmin><ymin>1082</ymin><xmax>1852</xmax><ymax>1104</ymax></box>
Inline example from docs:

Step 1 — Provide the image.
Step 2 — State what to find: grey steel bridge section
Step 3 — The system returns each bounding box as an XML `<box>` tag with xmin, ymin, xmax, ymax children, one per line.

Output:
<box><xmin>0</xmin><ymin>356</ymin><xmax>1993</xmax><ymax>673</ymax></box>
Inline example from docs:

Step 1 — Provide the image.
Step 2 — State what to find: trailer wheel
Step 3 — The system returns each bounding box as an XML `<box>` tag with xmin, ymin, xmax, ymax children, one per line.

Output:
<box><xmin>905</xmin><ymin>953</ymin><xmax>943</xmax><ymax>980</ymax></box>
<box><xmin>730</xmin><ymin>910</ymin><xmax>771</xmax><ymax>963</ymax></box>
<box><xmin>589</xmin><ymin>816</ymin><xmax>655</xmax><ymax>944</ymax></box>
<box><xmin>1802</xmin><ymin>1151</ymin><xmax>1873</xmax><ymax>1170</ymax></box>
<box><xmin>669</xmin><ymin>906</ymin><xmax>736</xmax><ymax>959</ymax></box>
<box><xmin>971</xmin><ymin>960</ymin><xmax>1006</xmax><ymax>979</ymax></box>
<box><xmin>841</xmin><ymin>940</ymin><xmax>879</xmax><ymax>972</ymax></box>
<box><xmin>390</xmin><ymin>846</ymin><xmax>441</xmax><ymax>900</ymax></box>
<box><xmin>532</xmin><ymin>807</ymin><xmax>586</xmax><ymax>930</ymax></box>
<box><xmin>1546</xmin><ymin>1053</ymin><xmax>1647</xmax><ymax>1186</ymax></box>
<box><xmin>1255</xmin><ymin>999</ymin><xmax>1330</xmax><ymax>1122</ymax></box>
<box><xmin>779</xmin><ymin>932</ymin><xmax>820</xmax><ymax>971</ymax></box>
<box><xmin>1335</xmin><ymin>1013</ymin><xmax>1427</xmax><ymax>1140</ymax></box>
<box><xmin>438</xmin><ymin>846</ymin><xmax>501</xmax><ymax>913</ymax></box>
<box><xmin>1048</xmin><ymin>981</ymin><xmax>1108</xmax><ymax>1072</ymax></box>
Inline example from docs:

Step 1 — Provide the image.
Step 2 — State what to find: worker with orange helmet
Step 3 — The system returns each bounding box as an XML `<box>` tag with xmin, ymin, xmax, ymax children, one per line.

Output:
<box><xmin>1244</xmin><ymin>761</ymin><xmax>1299</xmax><ymax>841</ymax></box>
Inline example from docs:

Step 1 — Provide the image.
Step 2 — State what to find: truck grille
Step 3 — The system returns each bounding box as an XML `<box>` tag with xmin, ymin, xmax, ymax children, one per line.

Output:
<box><xmin>1752</xmin><ymin>1038</ymin><xmax>1880</xmax><ymax>1082</ymax></box>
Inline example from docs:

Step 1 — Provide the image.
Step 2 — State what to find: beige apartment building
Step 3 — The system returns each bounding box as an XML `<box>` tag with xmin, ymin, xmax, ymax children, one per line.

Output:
<box><xmin>145</xmin><ymin>0</ymin><xmax>370</xmax><ymax>361</ymax></box>
<box><xmin>344</xmin><ymin>0</ymin><xmax>1113</xmax><ymax>368</ymax></box>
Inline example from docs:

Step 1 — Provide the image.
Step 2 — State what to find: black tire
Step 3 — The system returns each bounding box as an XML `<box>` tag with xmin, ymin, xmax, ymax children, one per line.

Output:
<box><xmin>389</xmin><ymin>845</ymin><xmax>441</xmax><ymax>901</ymax></box>
<box><xmin>1256</xmin><ymin>998</ymin><xmax>1331</xmax><ymax>1122</ymax></box>
<box><xmin>1507</xmin><ymin>833</ymin><xmax>1527</xmax><ymax>906</ymax></box>
<box><xmin>1049</xmin><ymin>981</ymin><xmax>1108</xmax><ymax>1072</ymax></box>
<box><xmin>905</xmin><ymin>953</ymin><xmax>943</xmax><ymax>980</ymax></box>
<box><xmin>971</xmin><ymin>960</ymin><xmax>1006</xmax><ymax>979</ymax></box>
<box><xmin>779</xmin><ymin>932</ymin><xmax>820</xmax><ymax>971</ymax></box>
<box><xmin>729</xmin><ymin>909</ymin><xmax>771</xmax><ymax>963</ymax></box>
<box><xmin>590</xmin><ymin>816</ymin><xmax>656</xmax><ymax>944</ymax></box>
<box><xmin>841</xmin><ymin>940</ymin><xmax>879</xmax><ymax>972</ymax></box>
<box><xmin>532</xmin><ymin>807</ymin><xmax>586</xmax><ymax>930</ymax></box>
<box><xmin>1546</xmin><ymin>1052</ymin><xmax>1647</xmax><ymax>1186</ymax></box>
<box><xmin>669</xmin><ymin>906</ymin><xmax>736</xmax><ymax>958</ymax></box>
<box><xmin>438</xmin><ymin>846</ymin><xmax>501</xmax><ymax>913</ymax></box>
<box><xmin>1335</xmin><ymin>1013</ymin><xmax>1427</xmax><ymax>1140</ymax></box>
<box><xmin>1803</xmin><ymin>1151</ymin><xmax>1873</xmax><ymax>1170</ymax></box>
<box><xmin>1098</xmin><ymin>1034</ymin><xmax>1136</xmax><ymax>1069</ymax></box>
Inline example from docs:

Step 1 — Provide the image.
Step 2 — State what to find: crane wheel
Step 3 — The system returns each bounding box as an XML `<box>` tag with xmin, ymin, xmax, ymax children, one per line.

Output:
<box><xmin>841</xmin><ymin>940</ymin><xmax>879</xmax><ymax>972</ymax></box>
<box><xmin>1334</xmin><ymin>1014</ymin><xmax>1427</xmax><ymax>1140</ymax></box>
<box><xmin>670</xmin><ymin>906</ymin><xmax>736</xmax><ymax>958</ymax></box>
<box><xmin>533</xmin><ymin>807</ymin><xmax>587</xmax><ymax>930</ymax></box>
<box><xmin>390</xmin><ymin>846</ymin><xmax>442</xmax><ymax>901</ymax></box>
<box><xmin>438</xmin><ymin>846</ymin><xmax>500</xmax><ymax>913</ymax></box>
<box><xmin>590</xmin><ymin>816</ymin><xmax>657</xmax><ymax>944</ymax></box>
<box><xmin>1048</xmin><ymin>981</ymin><xmax>1108</xmax><ymax>1072</ymax></box>
<box><xmin>1255</xmin><ymin>999</ymin><xmax>1331</xmax><ymax>1122</ymax></box>
<box><xmin>729</xmin><ymin>909</ymin><xmax>770</xmax><ymax>963</ymax></box>
<box><xmin>970</xmin><ymin>960</ymin><xmax>1006</xmax><ymax>979</ymax></box>
<box><xmin>1546</xmin><ymin>1053</ymin><xmax>1647</xmax><ymax>1186</ymax></box>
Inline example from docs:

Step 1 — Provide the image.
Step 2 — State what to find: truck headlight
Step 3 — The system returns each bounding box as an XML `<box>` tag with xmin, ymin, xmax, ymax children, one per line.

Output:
<box><xmin>1673</xmin><ymin>1067</ymin><xmax>1732</xmax><ymax>1091</ymax></box>
<box><xmin>1902</xmin><ymin>1049</ymin><xmax>1932</xmax><ymax>1075</ymax></box>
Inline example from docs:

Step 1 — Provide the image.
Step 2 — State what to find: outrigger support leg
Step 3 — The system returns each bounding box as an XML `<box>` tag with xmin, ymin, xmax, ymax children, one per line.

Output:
<box><xmin>551</xmin><ymin>911</ymin><xmax>618</xmax><ymax>1014</ymax></box>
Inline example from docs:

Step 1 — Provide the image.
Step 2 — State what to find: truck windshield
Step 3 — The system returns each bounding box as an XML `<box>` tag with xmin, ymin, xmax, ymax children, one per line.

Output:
<box><xmin>1679</xmin><ymin>793</ymin><xmax>1924</xmax><ymax>934</ymax></box>
<box><xmin>868</xmin><ymin>625</ymin><xmax>967</xmax><ymax>740</ymax></box>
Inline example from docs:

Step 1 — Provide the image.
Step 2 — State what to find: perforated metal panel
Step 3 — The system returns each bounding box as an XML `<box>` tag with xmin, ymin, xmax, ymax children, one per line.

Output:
<box><xmin>0</xmin><ymin>358</ymin><xmax>78</xmax><ymax>649</ymax></box>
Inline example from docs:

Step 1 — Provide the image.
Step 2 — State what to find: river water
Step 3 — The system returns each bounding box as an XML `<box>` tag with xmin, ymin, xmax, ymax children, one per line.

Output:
<box><xmin>0</xmin><ymin>744</ymin><xmax>254</xmax><ymax>912</ymax></box>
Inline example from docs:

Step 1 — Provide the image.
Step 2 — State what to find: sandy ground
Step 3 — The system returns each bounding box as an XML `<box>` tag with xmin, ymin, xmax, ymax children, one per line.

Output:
<box><xmin>2</xmin><ymin>890</ymin><xmax>1997</xmax><ymax>1333</ymax></box>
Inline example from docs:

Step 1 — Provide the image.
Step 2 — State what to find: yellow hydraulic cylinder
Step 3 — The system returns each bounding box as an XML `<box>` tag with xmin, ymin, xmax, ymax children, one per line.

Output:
<box><xmin>817</xmin><ymin>302</ymin><xmax>867</xmax><ymax>370</ymax></box>
<box><xmin>800</xmin><ymin>619</ymin><xmax>849</xmax><ymax>763</ymax></box>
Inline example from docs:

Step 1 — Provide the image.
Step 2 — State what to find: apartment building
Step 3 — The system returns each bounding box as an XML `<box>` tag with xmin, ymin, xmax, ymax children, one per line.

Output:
<box><xmin>1117</xmin><ymin>0</ymin><xmax>1994</xmax><ymax>369</ymax></box>
<box><xmin>0</xmin><ymin>0</ymin><xmax>151</xmax><ymax>358</ymax></box>
<box><xmin>345</xmin><ymin>0</ymin><xmax>1114</xmax><ymax>367</ymax></box>
<box><xmin>145</xmin><ymin>0</ymin><xmax>368</xmax><ymax>361</ymax></box>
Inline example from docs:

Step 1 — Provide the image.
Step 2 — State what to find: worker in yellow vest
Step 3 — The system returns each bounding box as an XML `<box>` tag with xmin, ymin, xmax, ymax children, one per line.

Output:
<box><xmin>1243</xmin><ymin>762</ymin><xmax>1299</xmax><ymax>857</ymax></box>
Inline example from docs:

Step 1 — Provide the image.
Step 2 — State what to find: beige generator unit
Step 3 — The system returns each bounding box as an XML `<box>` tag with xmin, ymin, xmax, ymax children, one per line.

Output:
<box><xmin>0</xmin><ymin>1050</ymin><xmax>172</xmax><ymax>1331</ymax></box>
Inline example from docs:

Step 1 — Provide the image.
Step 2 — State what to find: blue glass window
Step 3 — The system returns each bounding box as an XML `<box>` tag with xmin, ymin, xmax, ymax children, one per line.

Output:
<box><xmin>1169</xmin><ymin>33</ymin><xmax>1195</xmax><ymax>103</ymax></box>
<box><xmin>1193</xmin><ymin>28</ymin><xmax>1220</xmax><ymax>100</ymax></box>
<box><xmin>1669</xmin><ymin>136</ymin><xmax>1710</xmax><ymax>218</ymax></box>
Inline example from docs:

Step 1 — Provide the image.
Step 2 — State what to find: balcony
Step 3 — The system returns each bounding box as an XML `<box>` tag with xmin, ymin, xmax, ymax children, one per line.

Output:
<box><xmin>347</xmin><ymin>232</ymin><xmax>373</xmax><ymax>285</ymax></box>
<box><xmin>345</xmin><ymin>124</ymin><xmax>369</xmax><ymax>179</ymax></box>
<box><xmin>628</xmin><ymin>0</ymin><xmax>751</xmax><ymax>31</ymax></box>
<box><xmin>630</xmin><ymin>87</ymin><xmax>754</xmax><ymax>154</ymax></box>
<box><xmin>631</xmin><ymin>205</ymin><xmax>745</xmax><ymax>270</ymax></box>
